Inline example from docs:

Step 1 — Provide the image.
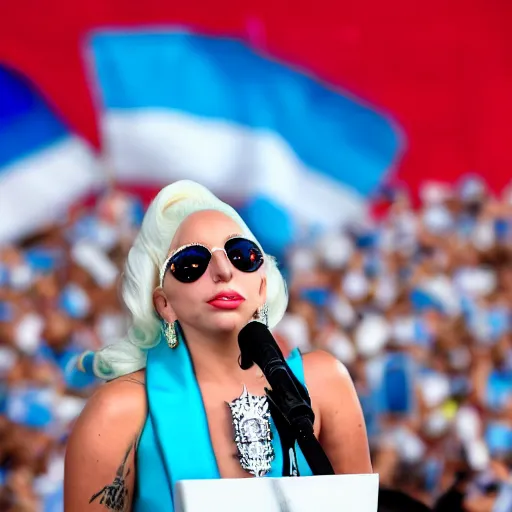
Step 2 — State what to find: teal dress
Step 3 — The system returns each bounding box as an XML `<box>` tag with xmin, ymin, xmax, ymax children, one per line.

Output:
<box><xmin>133</xmin><ymin>329</ymin><xmax>313</xmax><ymax>511</ymax></box>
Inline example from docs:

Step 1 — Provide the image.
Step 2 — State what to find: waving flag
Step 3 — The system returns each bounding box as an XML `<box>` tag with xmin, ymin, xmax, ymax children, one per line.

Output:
<box><xmin>0</xmin><ymin>67</ymin><xmax>101</xmax><ymax>241</ymax></box>
<box><xmin>0</xmin><ymin>29</ymin><xmax>401</xmax><ymax>242</ymax></box>
<box><xmin>0</xmin><ymin>0</ymin><xmax>510</xmax><ymax>242</ymax></box>
<box><xmin>90</xmin><ymin>31</ymin><xmax>401</xmax><ymax>229</ymax></box>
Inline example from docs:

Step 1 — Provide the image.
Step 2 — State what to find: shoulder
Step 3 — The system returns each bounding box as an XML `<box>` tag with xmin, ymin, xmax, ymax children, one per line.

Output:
<box><xmin>65</xmin><ymin>370</ymin><xmax>147</xmax><ymax>510</ymax></box>
<box><xmin>69</xmin><ymin>369</ymin><xmax>147</xmax><ymax>445</ymax></box>
<box><xmin>302</xmin><ymin>351</ymin><xmax>372</xmax><ymax>473</ymax></box>
<box><xmin>302</xmin><ymin>350</ymin><xmax>361</xmax><ymax>421</ymax></box>
<box><xmin>302</xmin><ymin>350</ymin><xmax>353</xmax><ymax>393</ymax></box>
<box><xmin>92</xmin><ymin>369</ymin><xmax>146</xmax><ymax>413</ymax></box>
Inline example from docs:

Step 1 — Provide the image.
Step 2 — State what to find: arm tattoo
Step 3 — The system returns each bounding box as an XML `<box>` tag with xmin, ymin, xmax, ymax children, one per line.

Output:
<box><xmin>112</xmin><ymin>377</ymin><xmax>144</xmax><ymax>387</ymax></box>
<box><xmin>89</xmin><ymin>440</ymin><xmax>135</xmax><ymax>511</ymax></box>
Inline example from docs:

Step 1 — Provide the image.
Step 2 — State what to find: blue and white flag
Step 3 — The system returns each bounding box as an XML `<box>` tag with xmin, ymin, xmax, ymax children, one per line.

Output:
<box><xmin>0</xmin><ymin>67</ymin><xmax>101</xmax><ymax>242</ymax></box>
<box><xmin>90</xmin><ymin>31</ymin><xmax>402</xmax><ymax>230</ymax></box>
<box><xmin>0</xmin><ymin>31</ymin><xmax>402</xmax><ymax>243</ymax></box>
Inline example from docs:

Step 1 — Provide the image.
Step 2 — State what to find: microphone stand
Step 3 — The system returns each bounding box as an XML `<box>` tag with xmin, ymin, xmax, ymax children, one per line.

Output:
<box><xmin>238</xmin><ymin>322</ymin><xmax>334</xmax><ymax>476</ymax></box>
<box><xmin>264</xmin><ymin>364</ymin><xmax>335</xmax><ymax>477</ymax></box>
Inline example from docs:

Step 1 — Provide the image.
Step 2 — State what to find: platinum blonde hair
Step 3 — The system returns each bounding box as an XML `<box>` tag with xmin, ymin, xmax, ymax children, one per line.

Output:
<box><xmin>91</xmin><ymin>180</ymin><xmax>288</xmax><ymax>379</ymax></box>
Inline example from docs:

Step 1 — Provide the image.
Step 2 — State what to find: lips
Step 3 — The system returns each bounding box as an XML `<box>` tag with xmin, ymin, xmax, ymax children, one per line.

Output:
<box><xmin>207</xmin><ymin>290</ymin><xmax>245</xmax><ymax>310</ymax></box>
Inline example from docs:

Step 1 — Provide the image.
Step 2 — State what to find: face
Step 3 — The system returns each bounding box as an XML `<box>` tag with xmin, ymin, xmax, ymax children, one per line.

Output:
<box><xmin>154</xmin><ymin>210</ymin><xmax>267</xmax><ymax>337</ymax></box>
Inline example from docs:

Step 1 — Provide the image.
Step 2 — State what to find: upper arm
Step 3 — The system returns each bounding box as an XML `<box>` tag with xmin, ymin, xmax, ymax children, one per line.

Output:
<box><xmin>304</xmin><ymin>351</ymin><xmax>372</xmax><ymax>474</ymax></box>
<box><xmin>64</xmin><ymin>375</ymin><xmax>147</xmax><ymax>512</ymax></box>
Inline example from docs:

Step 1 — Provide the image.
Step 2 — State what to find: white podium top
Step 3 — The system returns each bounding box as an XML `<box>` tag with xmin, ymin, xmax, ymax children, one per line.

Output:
<box><xmin>175</xmin><ymin>473</ymin><xmax>379</xmax><ymax>512</ymax></box>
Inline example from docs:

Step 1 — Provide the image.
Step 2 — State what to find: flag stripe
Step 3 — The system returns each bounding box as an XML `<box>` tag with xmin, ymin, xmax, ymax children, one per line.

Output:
<box><xmin>0</xmin><ymin>138</ymin><xmax>102</xmax><ymax>242</ymax></box>
<box><xmin>91</xmin><ymin>31</ymin><xmax>402</xmax><ymax>197</ymax></box>
<box><xmin>103</xmin><ymin>110</ymin><xmax>366</xmax><ymax>229</ymax></box>
<box><xmin>0</xmin><ymin>67</ymin><xmax>68</xmax><ymax>170</ymax></box>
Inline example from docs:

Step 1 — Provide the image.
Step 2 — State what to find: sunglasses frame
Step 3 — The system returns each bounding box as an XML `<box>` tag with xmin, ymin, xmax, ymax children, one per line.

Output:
<box><xmin>159</xmin><ymin>236</ymin><xmax>264</xmax><ymax>287</ymax></box>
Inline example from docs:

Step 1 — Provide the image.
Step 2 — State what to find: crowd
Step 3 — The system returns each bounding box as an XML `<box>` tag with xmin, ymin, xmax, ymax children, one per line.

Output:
<box><xmin>277</xmin><ymin>176</ymin><xmax>512</xmax><ymax>511</ymax></box>
<box><xmin>2</xmin><ymin>176</ymin><xmax>512</xmax><ymax>511</ymax></box>
<box><xmin>0</xmin><ymin>191</ymin><xmax>143</xmax><ymax>511</ymax></box>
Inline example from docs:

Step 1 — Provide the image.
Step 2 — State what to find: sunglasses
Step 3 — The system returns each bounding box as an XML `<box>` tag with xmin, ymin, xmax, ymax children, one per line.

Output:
<box><xmin>159</xmin><ymin>236</ymin><xmax>264</xmax><ymax>285</ymax></box>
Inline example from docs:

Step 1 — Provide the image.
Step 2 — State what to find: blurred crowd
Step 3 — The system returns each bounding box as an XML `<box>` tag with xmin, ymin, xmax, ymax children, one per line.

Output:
<box><xmin>2</xmin><ymin>176</ymin><xmax>512</xmax><ymax>511</ymax></box>
<box><xmin>276</xmin><ymin>176</ymin><xmax>512</xmax><ymax>511</ymax></box>
<box><xmin>0</xmin><ymin>191</ymin><xmax>143</xmax><ymax>511</ymax></box>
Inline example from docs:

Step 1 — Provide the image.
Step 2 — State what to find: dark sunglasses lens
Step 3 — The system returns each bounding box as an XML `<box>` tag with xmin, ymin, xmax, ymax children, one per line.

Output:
<box><xmin>225</xmin><ymin>238</ymin><xmax>263</xmax><ymax>272</ymax></box>
<box><xmin>168</xmin><ymin>246</ymin><xmax>211</xmax><ymax>283</ymax></box>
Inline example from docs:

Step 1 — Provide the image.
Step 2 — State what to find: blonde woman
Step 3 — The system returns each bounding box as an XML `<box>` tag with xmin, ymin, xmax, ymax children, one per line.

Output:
<box><xmin>64</xmin><ymin>181</ymin><xmax>372</xmax><ymax>511</ymax></box>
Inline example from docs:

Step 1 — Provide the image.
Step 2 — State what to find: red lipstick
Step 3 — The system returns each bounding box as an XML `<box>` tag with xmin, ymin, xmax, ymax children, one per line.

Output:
<box><xmin>207</xmin><ymin>290</ymin><xmax>245</xmax><ymax>310</ymax></box>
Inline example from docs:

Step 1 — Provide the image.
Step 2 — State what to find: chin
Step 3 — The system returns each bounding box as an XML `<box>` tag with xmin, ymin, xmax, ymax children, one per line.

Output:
<box><xmin>208</xmin><ymin>312</ymin><xmax>247</xmax><ymax>334</ymax></box>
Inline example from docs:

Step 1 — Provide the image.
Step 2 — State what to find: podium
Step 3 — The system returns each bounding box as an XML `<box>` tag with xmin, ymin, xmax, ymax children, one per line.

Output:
<box><xmin>174</xmin><ymin>473</ymin><xmax>379</xmax><ymax>512</ymax></box>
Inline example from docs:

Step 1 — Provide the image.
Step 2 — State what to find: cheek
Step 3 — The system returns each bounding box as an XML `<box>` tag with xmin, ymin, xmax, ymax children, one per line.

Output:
<box><xmin>235</xmin><ymin>271</ymin><xmax>265</xmax><ymax>301</ymax></box>
<box><xmin>165</xmin><ymin>280</ymin><xmax>209</xmax><ymax>313</ymax></box>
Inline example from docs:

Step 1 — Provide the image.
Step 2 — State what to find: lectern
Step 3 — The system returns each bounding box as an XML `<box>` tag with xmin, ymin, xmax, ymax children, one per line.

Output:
<box><xmin>175</xmin><ymin>473</ymin><xmax>379</xmax><ymax>512</ymax></box>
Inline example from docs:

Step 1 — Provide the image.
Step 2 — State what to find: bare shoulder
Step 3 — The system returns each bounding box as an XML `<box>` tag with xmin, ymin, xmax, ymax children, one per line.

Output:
<box><xmin>302</xmin><ymin>350</ymin><xmax>352</xmax><ymax>393</ymax></box>
<box><xmin>302</xmin><ymin>350</ymin><xmax>372</xmax><ymax>474</ymax></box>
<box><xmin>80</xmin><ymin>369</ymin><xmax>147</xmax><ymax>428</ymax></box>
<box><xmin>64</xmin><ymin>370</ymin><xmax>147</xmax><ymax>511</ymax></box>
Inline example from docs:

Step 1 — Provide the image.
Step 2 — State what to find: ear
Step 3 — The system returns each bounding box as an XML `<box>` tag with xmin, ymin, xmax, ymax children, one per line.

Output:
<box><xmin>153</xmin><ymin>287</ymin><xmax>176</xmax><ymax>323</ymax></box>
<box><xmin>258</xmin><ymin>275</ymin><xmax>267</xmax><ymax>304</ymax></box>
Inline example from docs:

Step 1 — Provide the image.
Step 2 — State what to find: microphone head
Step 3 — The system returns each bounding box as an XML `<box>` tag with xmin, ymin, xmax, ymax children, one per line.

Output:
<box><xmin>238</xmin><ymin>321</ymin><xmax>283</xmax><ymax>370</ymax></box>
<box><xmin>238</xmin><ymin>321</ymin><xmax>267</xmax><ymax>370</ymax></box>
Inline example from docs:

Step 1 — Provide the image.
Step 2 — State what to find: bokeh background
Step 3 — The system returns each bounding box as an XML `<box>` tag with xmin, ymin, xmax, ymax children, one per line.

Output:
<box><xmin>1</xmin><ymin>1</ymin><xmax>512</xmax><ymax>510</ymax></box>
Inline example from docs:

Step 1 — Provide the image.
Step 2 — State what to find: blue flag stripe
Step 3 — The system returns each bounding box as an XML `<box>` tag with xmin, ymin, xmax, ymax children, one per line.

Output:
<box><xmin>90</xmin><ymin>31</ymin><xmax>402</xmax><ymax>196</ymax></box>
<box><xmin>0</xmin><ymin>66</ymin><xmax>69</xmax><ymax>170</ymax></box>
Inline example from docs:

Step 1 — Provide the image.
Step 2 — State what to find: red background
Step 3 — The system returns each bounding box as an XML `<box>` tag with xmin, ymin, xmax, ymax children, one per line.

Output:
<box><xmin>0</xmin><ymin>0</ymin><xmax>511</xmax><ymax>194</ymax></box>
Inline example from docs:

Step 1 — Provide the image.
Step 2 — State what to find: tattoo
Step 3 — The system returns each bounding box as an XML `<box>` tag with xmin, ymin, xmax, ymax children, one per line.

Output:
<box><xmin>89</xmin><ymin>441</ymin><xmax>134</xmax><ymax>511</ymax></box>
<box><xmin>117</xmin><ymin>377</ymin><xmax>145</xmax><ymax>386</ymax></box>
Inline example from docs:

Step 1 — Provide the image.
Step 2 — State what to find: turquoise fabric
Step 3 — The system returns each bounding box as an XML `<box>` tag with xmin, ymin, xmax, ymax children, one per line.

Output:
<box><xmin>133</xmin><ymin>328</ymin><xmax>312</xmax><ymax>511</ymax></box>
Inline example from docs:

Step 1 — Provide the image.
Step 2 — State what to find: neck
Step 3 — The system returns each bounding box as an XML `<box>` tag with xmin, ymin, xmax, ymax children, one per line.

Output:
<box><xmin>180</xmin><ymin>323</ymin><xmax>249</xmax><ymax>383</ymax></box>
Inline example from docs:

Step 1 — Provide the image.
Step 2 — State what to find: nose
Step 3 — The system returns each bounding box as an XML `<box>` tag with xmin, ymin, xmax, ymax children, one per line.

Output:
<box><xmin>209</xmin><ymin>249</ymin><xmax>233</xmax><ymax>283</ymax></box>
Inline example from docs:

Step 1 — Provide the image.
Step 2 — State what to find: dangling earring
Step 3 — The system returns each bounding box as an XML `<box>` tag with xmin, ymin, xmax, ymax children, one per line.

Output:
<box><xmin>254</xmin><ymin>303</ymin><xmax>269</xmax><ymax>327</ymax></box>
<box><xmin>163</xmin><ymin>320</ymin><xmax>179</xmax><ymax>349</ymax></box>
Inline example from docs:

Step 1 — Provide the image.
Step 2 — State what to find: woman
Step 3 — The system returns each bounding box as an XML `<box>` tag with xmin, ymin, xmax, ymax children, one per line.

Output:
<box><xmin>64</xmin><ymin>181</ymin><xmax>372</xmax><ymax>511</ymax></box>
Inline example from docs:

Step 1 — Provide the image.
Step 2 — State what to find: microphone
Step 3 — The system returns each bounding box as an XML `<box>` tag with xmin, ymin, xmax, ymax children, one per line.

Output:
<box><xmin>238</xmin><ymin>321</ymin><xmax>312</xmax><ymax>424</ymax></box>
<box><xmin>238</xmin><ymin>322</ymin><xmax>334</xmax><ymax>476</ymax></box>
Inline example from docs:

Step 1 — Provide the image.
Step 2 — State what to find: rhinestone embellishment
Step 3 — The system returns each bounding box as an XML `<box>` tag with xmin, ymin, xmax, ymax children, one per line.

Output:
<box><xmin>227</xmin><ymin>386</ymin><xmax>275</xmax><ymax>477</ymax></box>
